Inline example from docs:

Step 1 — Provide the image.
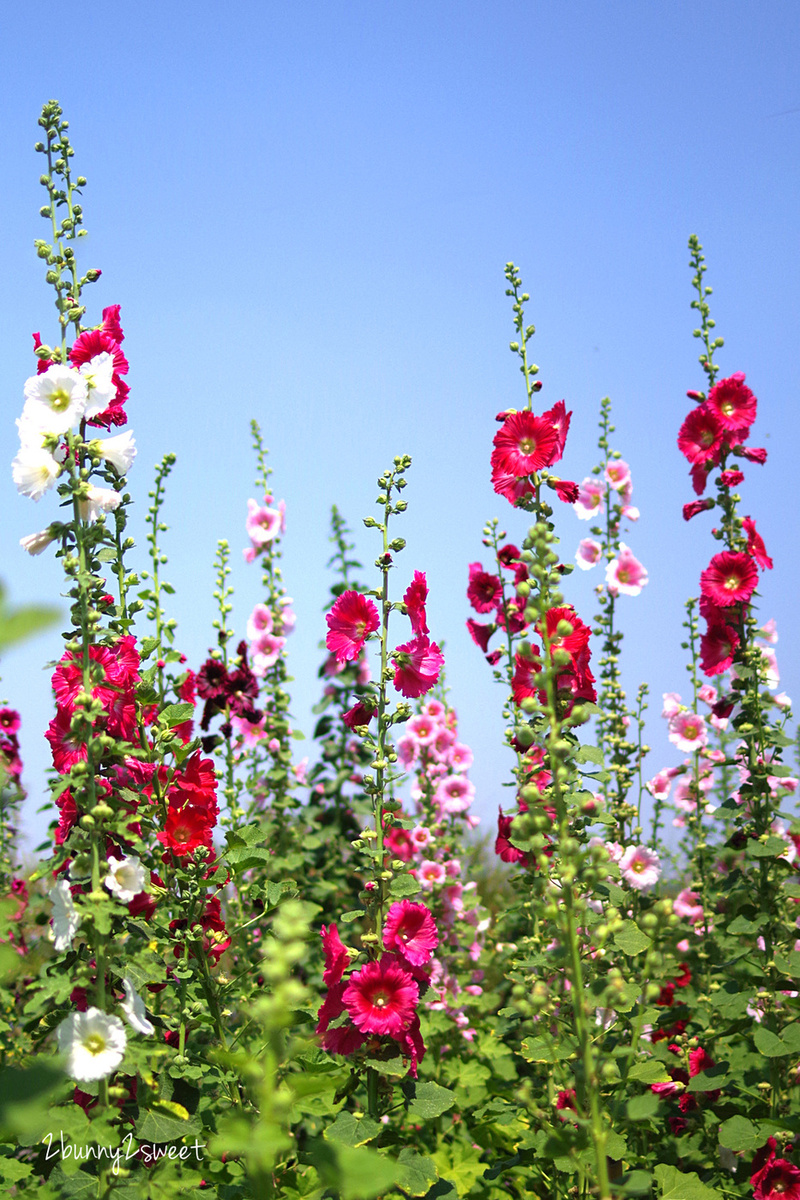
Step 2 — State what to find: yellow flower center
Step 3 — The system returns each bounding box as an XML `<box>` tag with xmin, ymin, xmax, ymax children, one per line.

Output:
<box><xmin>48</xmin><ymin>386</ymin><xmax>71</xmax><ymax>412</ymax></box>
<box><xmin>518</xmin><ymin>437</ymin><xmax>537</xmax><ymax>454</ymax></box>
<box><xmin>84</xmin><ymin>1033</ymin><xmax>107</xmax><ymax>1057</ymax></box>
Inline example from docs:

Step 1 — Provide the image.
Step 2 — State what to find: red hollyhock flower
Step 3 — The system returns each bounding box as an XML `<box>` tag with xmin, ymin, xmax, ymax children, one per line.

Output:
<box><xmin>326</xmin><ymin>591</ymin><xmax>380</xmax><ymax>664</ymax></box>
<box><xmin>467</xmin><ymin>563</ymin><xmax>502</xmax><ymax>613</ymax></box>
<box><xmin>542</xmin><ymin>400</ymin><xmax>572</xmax><ymax>464</ymax></box>
<box><xmin>742</xmin><ymin>516</ymin><xmax>773</xmax><ymax>570</ymax></box>
<box><xmin>495</xmin><ymin>809</ymin><xmax>531</xmax><ymax>866</ymax></box>
<box><xmin>511</xmin><ymin>645</ymin><xmax>543</xmax><ymax>706</ymax></box>
<box><xmin>199</xmin><ymin>895</ymin><xmax>231</xmax><ymax>965</ymax></box>
<box><xmin>683</xmin><ymin>498</ymin><xmax>714</xmax><ymax>521</ymax></box>
<box><xmin>383</xmin><ymin>900</ymin><xmax>438</xmax><ymax>967</ymax></box>
<box><xmin>752</xmin><ymin>1157</ymin><xmax>800</xmax><ymax>1200</ymax></box>
<box><xmin>321</xmin><ymin>924</ymin><xmax>350</xmax><ymax>987</ymax></box>
<box><xmin>706</xmin><ymin>372</ymin><xmax>757</xmax><ymax>431</ymax></box>
<box><xmin>496</xmin><ymin>598</ymin><xmax>528</xmax><ymax>635</ymax></box>
<box><xmin>700</xmin><ymin>623</ymin><xmax>739</xmax><ymax>676</ymax></box>
<box><xmin>555</xmin><ymin>1088</ymin><xmax>578</xmax><ymax>1122</ymax></box>
<box><xmin>342</xmin><ymin>701</ymin><xmax>375</xmax><ymax>730</ymax></box>
<box><xmin>719</xmin><ymin>468</ymin><xmax>744</xmax><ymax>488</ymax></box>
<box><xmin>498</xmin><ymin>543</ymin><xmax>521</xmax><ymax>567</ymax></box>
<box><xmin>403</xmin><ymin>571</ymin><xmax>429</xmax><ymax>636</ymax></box>
<box><xmin>396</xmin><ymin>1014</ymin><xmax>425</xmax><ymax>1078</ymax></box>
<box><xmin>157</xmin><ymin>804</ymin><xmax>214</xmax><ymax>857</ymax></box>
<box><xmin>551</xmin><ymin>479</ymin><xmax>580</xmax><ymax>504</ymax></box>
<box><xmin>537</xmin><ymin>606</ymin><xmax>591</xmax><ymax>659</ymax></box>
<box><xmin>46</xmin><ymin>706</ymin><xmax>88</xmax><ymax>773</ymax></box>
<box><xmin>677</xmin><ymin>404</ymin><xmax>725</xmax><ymax>465</ymax></box>
<box><xmin>168</xmin><ymin>752</ymin><xmax>219</xmax><ymax>819</ymax></box>
<box><xmin>700</xmin><ymin>551</ymin><xmax>759</xmax><ymax>607</ymax></box>
<box><xmin>392</xmin><ymin>636</ymin><xmax>444</xmax><ymax>699</ymax></box>
<box><xmin>491</xmin><ymin>466</ymin><xmax>537</xmax><ymax>506</ymax></box>
<box><xmin>491</xmin><ymin>410</ymin><xmax>559</xmax><ymax>477</ymax></box>
<box><xmin>342</xmin><ymin>954</ymin><xmax>419</xmax><ymax>1037</ymax></box>
<box><xmin>466</xmin><ymin>618</ymin><xmax>494</xmax><ymax>654</ymax></box>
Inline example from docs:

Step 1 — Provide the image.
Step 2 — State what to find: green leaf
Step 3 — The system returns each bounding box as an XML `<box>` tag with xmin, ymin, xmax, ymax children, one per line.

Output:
<box><xmin>628</xmin><ymin>1060</ymin><xmax>672</xmax><ymax>1084</ymax></box>
<box><xmin>388</xmin><ymin>874</ymin><xmax>422</xmax><ymax>898</ymax></box>
<box><xmin>406</xmin><ymin>1081</ymin><xmax>456</xmax><ymax>1120</ymax></box>
<box><xmin>0</xmin><ymin>1156</ymin><xmax>33</xmax><ymax>1183</ymax></box>
<box><xmin>397</xmin><ymin>1148</ymin><xmax>439</xmax><ymax>1196</ymax></box>
<box><xmin>626</xmin><ymin>1092</ymin><xmax>659</xmax><ymax>1121</ymax></box>
<box><xmin>306</xmin><ymin>1140</ymin><xmax>402</xmax><ymax>1200</ymax></box>
<box><xmin>613</xmin><ymin>919</ymin><xmax>652</xmax><ymax>956</ymax></box>
<box><xmin>0</xmin><ymin>593</ymin><xmax>60</xmax><ymax>653</ymax></box>
<box><xmin>620</xmin><ymin>1171</ymin><xmax>654</xmax><ymax>1196</ymax></box>
<box><xmin>655</xmin><ymin>1164</ymin><xmax>724</xmax><ymax>1199</ymax></box>
<box><xmin>365</xmin><ymin>1055</ymin><xmax>407</xmax><ymax>1077</ymax></box>
<box><xmin>159</xmin><ymin>702</ymin><xmax>195</xmax><ymax>727</ymax></box>
<box><xmin>324</xmin><ymin>1111</ymin><xmax>382</xmax><ymax>1147</ymax></box>
<box><xmin>576</xmin><ymin>744</ymin><xmax>604</xmax><ymax>766</ymax></box>
<box><xmin>136</xmin><ymin>1106</ymin><xmax>201</xmax><ymax>1142</ymax></box>
<box><xmin>775</xmin><ymin>951</ymin><xmax>800</xmax><ymax>979</ymax></box>
<box><xmin>718</xmin><ymin>1115</ymin><xmax>763</xmax><ymax>1153</ymax></box>
<box><xmin>747</xmin><ymin>836</ymin><xmax>787</xmax><ymax>859</ymax></box>
<box><xmin>687</xmin><ymin>1062</ymin><xmax>730</xmax><ymax>1091</ymax></box>
<box><xmin>754</xmin><ymin>1026</ymin><xmax>792</xmax><ymax>1057</ymax></box>
<box><xmin>340</xmin><ymin>909</ymin><xmax>364</xmax><ymax>924</ymax></box>
<box><xmin>726</xmin><ymin>913</ymin><xmax>763</xmax><ymax>934</ymax></box>
<box><xmin>605</xmin><ymin>1130</ymin><xmax>628</xmax><ymax>1160</ymax></box>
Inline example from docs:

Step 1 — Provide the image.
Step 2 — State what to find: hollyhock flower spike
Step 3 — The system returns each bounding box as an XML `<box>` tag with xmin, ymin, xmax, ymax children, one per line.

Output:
<box><xmin>326</xmin><ymin>590</ymin><xmax>380</xmax><ymax>664</ymax></box>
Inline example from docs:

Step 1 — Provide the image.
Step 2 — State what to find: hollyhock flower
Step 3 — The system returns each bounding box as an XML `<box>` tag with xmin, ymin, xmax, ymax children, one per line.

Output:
<box><xmin>742</xmin><ymin>516</ymin><xmax>773</xmax><ymax>570</ymax></box>
<box><xmin>403</xmin><ymin>571</ymin><xmax>429</xmax><ymax>636</ymax></box>
<box><xmin>78</xmin><ymin>485</ymin><xmax>122</xmax><ymax>524</ymax></box>
<box><xmin>751</xmin><ymin>1153</ymin><xmax>800</xmax><ymax>1200</ymax></box>
<box><xmin>20</xmin><ymin>527</ymin><xmax>57</xmax><ymax>555</ymax></box>
<box><xmin>50</xmin><ymin>879</ymin><xmax>80</xmax><ymax>952</ymax></box>
<box><xmin>57</xmin><ymin>1008</ymin><xmax>127</xmax><ymax>1082</ymax></box>
<box><xmin>576</xmin><ymin>538</ymin><xmax>602</xmax><ymax>569</ymax></box>
<box><xmin>700</xmin><ymin>551</ymin><xmax>758</xmax><ymax>607</ymax></box>
<box><xmin>733</xmin><ymin>445</ymin><xmax>767</xmax><ymax>465</ymax></box>
<box><xmin>700</xmin><ymin>622</ymin><xmax>739</xmax><ymax>676</ymax></box>
<box><xmin>104</xmin><ymin>855</ymin><xmax>147</xmax><ymax>904</ymax></box>
<box><xmin>550</xmin><ymin>479</ymin><xmax>580</xmax><ymax>503</ymax></box>
<box><xmin>247</xmin><ymin>603</ymin><xmax>273</xmax><ymax>641</ymax></box>
<box><xmin>511</xmin><ymin>645</ymin><xmax>542</xmax><ymax>705</ymax></box>
<box><xmin>326</xmin><ymin>591</ymin><xmax>379</xmax><ymax>664</ymax></box>
<box><xmin>467</xmin><ymin>563</ymin><xmax>502</xmax><ymax>613</ymax></box>
<box><xmin>673</xmin><ymin>889</ymin><xmax>704</xmax><ymax>925</ymax></box>
<box><xmin>698</xmin><ymin>683</ymin><xmax>718</xmax><ymax>705</ymax></box>
<box><xmin>78</xmin><ymin>352</ymin><xmax>118</xmax><ymax>419</ymax></box>
<box><xmin>435</xmin><ymin>774</ymin><xmax>475</xmax><ymax>814</ymax></box>
<box><xmin>252</xmin><ymin>633</ymin><xmax>286</xmax><ymax>675</ymax></box>
<box><xmin>491</xmin><ymin>410</ymin><xmax>559</xmax><ymax>477</ymax></box>
<box><xmin>245</xmin><ymin>496</ymin><xmax>285</xmax><ymax>546</ymax></box>
<box><xmin>392</xmin><ymin>636</ymin><xmax>444</xmax><ymax>699</ymax></box>
<box><xmin>668</xmin><ymin>710</ymin><xmax>708</xmax><ymax>753</ymax></box>
<box><xmin>89</xmin><ymin>430</ymin><xmax>136</xmax><ymax>475</ymax></box>
<box><xmin>495</xmin><ymin>810</ymin><xmax>530</xmax><ymax>866</ymax></box>
<box><xmin>449</xmin><ymin>742</ymin><xmax>473</xmax><ymax>773</ymax></box>
<box><xmin>491</xmin><ymin>467</ymin><xmax>537</xmax><ymax>506</ymax></box>
<box><xmin>618</xmin><ymin>844</ymin><xmax>662</xmax><ymax>892</ymax></box>
<box><xmin>120</xmin><ymin>978</ymin><xmax>155</xmax><ymax>1036</ymax></box>
<box><xmin>605</xmin><ymin>544</ymin><xmax>648</xmax><ymax>597</ymax></box>
<box><xmin>677</xmin><ymin>403</ymin><xmax>725</xmax><ymax>464</ymax></box>
<box><xmin>573</xmin><ymin>477</ymin><xmax>605</xmax><ymax>519</ymax></box>
<box><xmin>645</xmin><ymin>770</ymin><xmax>673</xmax><ymax>800</ymax></box>
<box><xmin>418</xmin><ymin>860</ymin><xmax>447</xmax><ymax>888</ymax></box>
<box><xmin>12</xmin><ymin>444</ymin><xmax>61</xmax><ymax>499</ymax></box>
<box><xmin>395</xmin><ymin>734</ymin><xmax>419</xmax><ymax>769</ymax></box>
<box><xmin>543</xmin><ymin>400</ymin><xmax>572</xmax><ymax>463</ymax></box>
<box><xmin>157</xmin><ymin>804</ymin><xmax>214</xmax><ymax>857</ymax></box>
<box><xmin>342</xmin><ymin>701</ymin><xmax>375</xmax><ymax>730</ymax></box>
<box><xmin>466</xmin><ymin>618</ymin><xmax>494</xmax><ymax>653</ymax></box>
<box><xmin>605</xmin><ymin>459</ymin><xmax>631</xmax><ymax>491</ymax></box>
<box><xmin>384</xmin><ymin>900</ymin><xmax>439</xmax><ymax>966</ymax></box>
<box><xmin>555</xmin><ymin>1089</ymin><xmax>578</xmax><ymax>1122</ymax></box>
<box><xmin>46</xmin><ymin>706</ymin><xmax>88</xmax><ymax>773</ymax></box>
<box><xmin>719</xmin><ymin>468</ymin><xmax>744</xmax><ymax>487</ymax></box>
<box><xmin>321</xmin><ymin>924</ymin><xmax>349</xmax><ymax>986</ymax></box>
<box><xmin>407</xmin><ymin>713</ymin><xmax>438</xmax><ymax>744</ymax></box>
<box><xmin>385</xmin><ymin>827</ymin><xmax>414</xmax><ymax>862</ymax></box>
<box><xmin>343</xmin><ymin>955</ymin><xmax>419</xmax><ymax>1037</ymax></box>
<box><xmin>22</xmin><ymin>363</ymin><xmax>88</xmax><ymax>434</ymax></box>
<box><xmin>410</xmin><ymin>826</ymin><xmax>432</xmax><ymax>851</ymax></box>
<box><xmin>683</xmin><ymin>498</ymin><xmax>715</xmax><ymax>521</ymax></box>
<box><xmin>707</xmin><ymin>372</ymin><xmax>757</xmax><ymax>431</ymax></box>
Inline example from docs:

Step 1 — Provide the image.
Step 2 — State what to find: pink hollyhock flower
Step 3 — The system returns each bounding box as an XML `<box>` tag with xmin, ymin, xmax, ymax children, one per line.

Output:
<box><xmin>661</xmin><ymin>692</ymin><xmax>682</xmax><ymax>718</ymax></box>
<box><xmin>707</xmin><ymin>371</ymin><xmax>757</xmax><ymax>431</ymax></box>
<box><xmin>742</xmin><ymin>516</ymin><xmax>773</xmax><ymax>570</ymax></box>
<box><xmin>759</xmin><ymin>618</ymin><xmax>778</xmax><ymax>644</ymax></box>
<box><xmin>467</xmin><ymin>563</ymin><xmax>502</xmax><ymax>613</ymax></box>
<box><xmin>449</xmin><ymin>742</ymin><xmax>473</xmax><ymax>773</ymax></box>
<box><xmin>383</xmin><ymin>900</ymin><xmax>438</xmax><ymax>966</ymax></box>
<box><xmin>719</xmin><ymin>468</ymin><xmax>745</xmax><ymax>488</ymax></box>
<box><xmin>410</xmin><ymin>825</ymin><xmax>431</xmax><ymax>850</ymax></box>
<box><xmin>673</xmin><ymin>889</ymin><xmax>704</xmax><ymax>924</ymax></box>
<box><xmin>573</xmin><ymin>477</ymin><xmax>605</xmax><ymax>519</ymax></box>
<box><xmin>698</xmin><ymin>683</ymin><xmax>718</xmax><ymax>705</ymax></box>
<box><xmin>392</xmin><ymin>637</ymin><xmax>444</xmax><ymax>699</ymax></box>
<box><xmin>251</xmin><ymin>633</ymin><xmax>286</xmax><ymax>675</ymax></box>
<box><xmin>435</xmin><ymin>774</ymin><xmax>475</xmax><ymax>814</ymax></box>
<box><xmin>575</xmin><ymin>538</ymin><xmax>602</xmax><ymax>570</ymax></box>
<box><xmin>700</xmin><ymin>622</ymin><xmax>739</xmax><ymax>676</ymax></box>
<box><xmin>618</xmin><ymin>844</ymin><xmax>662</xmax><ymax>892</ymax></box>
<box><xmin>407</xmin><ymin>713</ymin><xmax>438</xmax><ymax>744</ymax></box>
<box><xmin>395</xmin><ymin>735</ymin><xmax>419</xmax><ymax>769</ymax></box>
<box><xmin>246</xmin><ymin>603</ymin><xmax>273</xmax><ymax>641</ymax></box>
<box><xmin>700</xmin><ymin>551</ymin><xmax>759</xmax><ymax>607</ymax></box>
<box><xmin>343</xmin><ymin>955</ymin><xmax>419</xmax><ymax>1037</ymax></box>
<box><xmin>645</xmin><ymin>770</ymin><xmax>673</xmax><ymax>800</ymax></box>
<box><xmin>491</xmin><ymin>410</ymin><xmax>559</xmax><ymax>477</ymax></box>
<box><xmin>605</xmin><ymin>544</ymin><xmax>648</xmax><ymax>597</ymax></box>
<box><xmin>668</xmin><ymin>710</ymin><xmax>708</xmax><ymax>753</ymax></box>
<box><xmin>245</xmin><ymin>496</ymin><xmax>285</xmax><ymax>547</ymax></box>
<box><xmin>326</xmin><ymin>591</ymin><xmax>380</xmax><ymax>664</ymax></box>
<box><xmin>605</xmin><ymin>459</ymin><xmax>631</xmax><ymax>491</ymax></box>
<box><xmin>423</xmin><ymin>698</ymin><xmax>446</xmax><ymax>720</ymax></box>
<box><xmin>431</xmin><ymin>726</ymin><xmax>455</xmax><ymax>759</ymax></box>
<box><xmin>418</xmin><ymin>860</ymin><xmax>446</xmax><ymax>888</ymax></box>
<box><xmin>403</xmin><ymin>571</ymin><xmax>429</xmax><ymax>636</ymax></box>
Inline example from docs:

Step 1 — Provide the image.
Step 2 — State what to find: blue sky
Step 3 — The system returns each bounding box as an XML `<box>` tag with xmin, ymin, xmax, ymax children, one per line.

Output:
<box><xmin>1</xmin><ymin>2</ymin><xmax>798</xmax><ymax>853</ymax></box>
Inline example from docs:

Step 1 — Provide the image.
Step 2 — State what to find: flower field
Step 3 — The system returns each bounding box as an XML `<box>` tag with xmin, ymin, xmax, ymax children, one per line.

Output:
<box><xmin>1</xmin><ymin>101</ymin><xmax>799</xmax><ymax>1200</ymax></box>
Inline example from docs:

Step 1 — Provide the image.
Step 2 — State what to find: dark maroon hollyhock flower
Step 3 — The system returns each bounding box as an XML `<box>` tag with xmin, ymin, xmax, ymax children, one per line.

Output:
<box><xmin>497</xmin><ymin>543</ymin><xmax>521</xmax><ymax>567</ymax></box>
<box><xmin>466</xmin><ymin>618</ymin><xmax>494</xmax><ymax>654</ymax></box>
<box><xmin>342</xmin><ymin>701</ymin><xmax>376</xmax><ymax>730</ymax></box>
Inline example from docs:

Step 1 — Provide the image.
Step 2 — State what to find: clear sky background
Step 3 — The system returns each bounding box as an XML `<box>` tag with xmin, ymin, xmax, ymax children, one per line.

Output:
<box><xmin>1</xmin><ymin>2</ymin><xmax>798</xmax><ymax>856</ymax></box>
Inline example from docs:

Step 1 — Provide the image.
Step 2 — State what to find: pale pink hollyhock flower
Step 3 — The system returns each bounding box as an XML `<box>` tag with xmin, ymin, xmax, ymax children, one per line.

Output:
<box><xmin>251</xmin><ymin>633</ymin><xmax>286</xmax><ymax>675</ymax></box>
<box><xmin>465</xmin><ymin>814</ymin><xmax>480</xmax><ymax>829</ymax></box>
<box><xmin>410</xmin><ymin>826</ymin><xmax>431</xmax><ymax>850</ymax></box>
<box><xmin>661</xmin><ymin>692</ymin><xmax>682</xmax><ymax>718</ymax></box>
<box><xmin>449</xmin><ymin>742</ymin><xmax>473</xmax><ymax>773</ymax></box>
<box><xmin>673</xmin><ymin>888</ymin><xmax>704</xmax><ymax>924</ymax></box>
<box><xmin>710</xmin><ymin>712</ymin><xmax>730</xmax><ymax>732</ymax></box>
<box><xmin>20</xmin><ymin>527</ymin><xmax>57</xmax><ymax>555</ymax></box>
<box><xmin>245</xmin><ymin>496</ymin><xmax>285</xmax><ymax>547</ymax></box>
<box><xmin>435</xmin><ymin>775</ymin><xmax>475</xmax><ymax>814</ymax></box>
<box><xmin>423</xmin><ymin>699</ymin><xmax>446</xmax><ymax>721</ymax></box>
<box><xmin>267</xmin><ymin>738</ymin><xmax>281</xmax><ymax>754</ymax></box>
<box><xmin>645</xmin><ymin>770</ymin><xmax>673</xmax><ymax>800</ymax></box>
<box><xmin>605</xmin><ymin>543</ymin><xmax>648</xmax><ymax>597</ymax></box>
<box><xmin>279</xmin><ymin>596</ymin><xmax>297</xmax><ymax>634</ymax></box>
<box><xmin>759</xmin><ymin>647</ymin><xmax>780</xmax><ymax>689</ymax></box>
<box><xmin>396</xmin><ymin>734</ymin><xmax>419</xmax><ymax>769</ymax></box>
<box><xmin>431</xmin><ymin>727</ymin><xmax>456</xmax><ymax>759</ymax></box>
<box><xmin>622</xmin><ymin>505</ymin><xmax>640</xmax><ymax>522</ymax></box>
<box><xmin>698</xmin><ymin>683</ymin><xmax>718</xmax><ymax>706</ymax></box>
<box><xmin>407</xmin><ymin>713</ymin><xmax>438</xmax><ymax>745</ymax></box>
<box><xmin>575</xmin><ymin>538</ymin><xmax>602</xmax><ymax>570</ymax></box>
<box><xmin>573</xmin><ymin>477</ymin><xmax>605</xmax><ymax>520</ymax></box>
<box><xmin>759</xmin><ymin>618</ymin><xmax>778</xmax><ymax>645</ymax></box>
<box><xmin>605</xmin><ymin>459</ymin><xmax>631</xmax><ymax>491</ymax></box>
<box><xmin>668</xmin><ymin>710</ymin><xmax>708</xmax><ymax>753</ymax></box>
<box><xmin>618</xmin><ymin>845</ymin><xmax>662</xmax><ymax>892</ymax></box>
<box><xmin>774</xmin><ymin>692</ymin><xmax>792</xmax><ymax>710</ymax></box>
<box><xmin>676</xmin><ymin>938</ymin><xmax>690</xmax><ymax>953</ymax></box>
<box><xmin>293</xmin><ymin>757</ymin><xmax>309</xmax><ymax>784</ymax></box>
<box><xmin>605</xmin><ymin>841</ymin><xmax>624</xmax><ymax>863</ymax></box>
<box><xmin>445</xmin><ymin>858</ymin><xmax>461</xmax><ymax>878</ymax></box>
<box><xmin>247</xmin><ymin>604</ymin><xmax>274</xmax><ymax>641</ymax></box>
<box><xmin>770</xmin><ymin>776</ymin><xmax>799</xmax><ymax>798</ymax></box>
<box><xmin>418</xmin><ymin>860</ymin><xmax>446</xmax><ymax>888</ymax></box>
<box><xmin>232</xmin><ymin>712</ymin><xmax>267</xmax><ymax>749</ymax></box>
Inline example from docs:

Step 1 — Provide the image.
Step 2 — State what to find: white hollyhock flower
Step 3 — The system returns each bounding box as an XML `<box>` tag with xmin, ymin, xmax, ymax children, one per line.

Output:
<box><xmin>12</xmin><ymin>444</ymin><xmax>61</xmax><ymax>500</ymax></box>
<box><xmin>104</xmin><ymin>855</ymin><xmax>146</xmax><ymax>903</ymax></box>
<box><xmin>78</xmin><ymin>486</ymin><xmax>122</xmax><ymax>524</ymax></box>
<box><xmin>20</xmin><ymin>527</ymin><xmax>57</xmax><ymax>555</ymax></box>
<box><xmin>57</xmin><ymin>1008</ymin><xmax>127</xmax><ymax>1082</ymax></box>
<box><xmin>120</xmin><ymin>978</ymin><xmax>155</xmax><ymax>1036</ymax></box>
<box><xmin>90</xmin><ymin>430</ymin><xmax>136</xmax><ymax>475</ymax></box>
<box><xmin>22</xmin><ymin>363</ymin><xmax>87</xmax><ymax>434</ymax></box>
<box><xmin>49</xmin><ymin>879</ymin><xmax>80</xmax><ymax>952</ymax></box>
<box><xmin>79</xmin><ymin>352</ymin><xmax>117</xmax><ymax>419</ymax></box>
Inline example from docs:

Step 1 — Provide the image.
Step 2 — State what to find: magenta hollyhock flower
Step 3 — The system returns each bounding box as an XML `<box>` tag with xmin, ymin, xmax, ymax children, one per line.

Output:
<box><xmin>673</xmin><ymin>889</ymin><xmax>704</xmax><ymax>925</ymax></box>
<box><xmin>542</xmin><ymin>400</ymin><xmax>572</xmax><ymax>463</ymax></box>
<box><xmin>466</xmin><ymin>563</ymin><xmax>502</xmax><ymax>613</ymax></box>
<box><xmin>491</xmin><ymin>410</ymin><xmax>559</xmax><ymax>477</ymax></box>
<box><xmin>668</xmin><ymin>710</ymin><xmax>708</xmax><ymax>753</ymax></box>
<box><xmin>736</xmin><ymin>445</ymin><xmax>767</xmax><ymax>465</ymax></box>
<box><xmin>706</xmin><ymin>371</ymin><xmax>757</xmax><ymax>431</ymax></box>
<box><xmin>719</xmin><ymin>468</ymin><xmax>745</xmax><ymax>488</ymax></box>
<box><xmin>605</xmin><ymin>544</ymin><xmax>648</xmax><ymax>597</ymax></box>
<box><xmin>575</xmin><ymin>538</ymin><xmax>602</xmax><ymax>570</ymax></box>
<box><xmin>683</xmin><ymin>498</ymin><xmax>715</xmax><ymax>521</ymax></box>
<box><xmin>751</xmin><ymin>1154</ymin><xmax>800</xmax><ymax>1200</ymax></box>
<box><xmin>326</xmin><ymin>591</ymin><xmax>380</xmax><ymax>664</ymax></box>
<box><xmin>645</xmin><ymin>770</ymin><xmax>673</xmax><ymax>800</ymax></box>
<box><xmin>321</xmin><ymin>924</ymin><xmax>349</xmax><ymax>987</ymax></box>
<box><xmin>495</xmin><ymin>810</ymin><xmax>530</xmax><ymax>865</ymax></box>
<box><xmin>618</xmin><ymin>844</ymin><xmax>661</xmax><ymax>892</ymax></box>
<box><xmin>383</xmin><ymin>900</ymin><xmax>438</xmax><ymax>966</ymax></box>
<box><xmin>551</xmin><ymin>479</ymin><xmax>580</xmax><ymax>503</ymax></box>
<box><xmin>342</xmin><ymin>701</ymin><xmax>375</xmax><ymax>731</ymax></box>
<box><xmin>700</xmin><ymin>551</ymin><xmax>759</xmax><ymax>607</ymax></box>
<box><xmin>403</xmin><ymin>570</ymin><xmax>430</xmax><ymax>636</ymax></box>
<box><xmin>342</xmin><ymin>955</ymin><xmax>419</xmax><ymax>1037</ymax></box>
<box><xmin>677</xmin><ymin>403</ymin><xmax>725</xmax><ymax>464</ymax></box>
<box><xmin>742</xmin><ymin>516</ymin><xmax>773</xmax><ymax>570</ymax></box>
<box><xmin>417</xmin><ymin>860</ymin><xmax>447</xmax><ymax>888</ymax></box>
<box><xmin>466</xmin><ymin>618</ymin><xmax>494</xmax><ymax>653</ymax></box>
<box><xmin>392</xmin><ymin>636</ymin><xmax>444</xmax><ymax>698</ymax></box>
<box><xmin>573</xmin><ymin>477</ymin><xmax>605</xmax><ymax>519</ymax></box>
